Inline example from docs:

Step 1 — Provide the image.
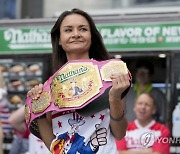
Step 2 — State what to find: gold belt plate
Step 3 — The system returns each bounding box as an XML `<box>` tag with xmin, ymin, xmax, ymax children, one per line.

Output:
<box><xmin>51</xmin><ymin>62</ymin><xmax>102</xmax><ymax>108</ymax></box>
<box><xmin>31</xmin><ymin>91</ymin><xmax>51</xmax><ymax>114</ymax></box>
<box><xmin>100</xmin><ymin>61</ymin><xmax>128</xmax><ymax>81</ymax></box>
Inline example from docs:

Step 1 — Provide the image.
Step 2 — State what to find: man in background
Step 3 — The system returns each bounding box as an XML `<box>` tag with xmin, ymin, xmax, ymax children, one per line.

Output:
<box><xmin>116</xmin><ymin>93</ymin><xmax>170</xmax><ymax>154</ymax></box>
<box><xmin>125</xmin><ymin>60</ymin><xmax>166</xmax><ymax>123</ymax></box>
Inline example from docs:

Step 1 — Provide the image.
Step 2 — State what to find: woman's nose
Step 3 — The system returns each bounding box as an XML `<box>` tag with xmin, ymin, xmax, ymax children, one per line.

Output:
<box><xmin>72</xmin><ymin>30</ymin><xmax>80</xmax><ymax>38</ymax></box>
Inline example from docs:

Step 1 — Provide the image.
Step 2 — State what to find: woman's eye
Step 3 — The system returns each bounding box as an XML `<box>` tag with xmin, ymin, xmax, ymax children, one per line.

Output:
<box><xmin>65</xmin><ymin>29</ymin><xmax>72</xmax><ymax>32</ymax></box>
<box><xmin>80</xmin><ymin>28</ymin><xmax>87</xmax><ymax>31</ymax></box>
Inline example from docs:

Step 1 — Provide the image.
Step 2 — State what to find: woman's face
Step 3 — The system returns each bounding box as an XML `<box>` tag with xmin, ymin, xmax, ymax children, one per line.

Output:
<box><xmin>59</xmin><ymin>13</ymin><xmax>91</xmax><ymax>60</ymax></box>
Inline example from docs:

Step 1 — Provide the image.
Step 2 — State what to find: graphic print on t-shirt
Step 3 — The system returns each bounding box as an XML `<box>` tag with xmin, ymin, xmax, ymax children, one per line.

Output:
<box><xmin>51</xmin><ymin>112</ymin><xmax>107</xmax><ymax>154</ymax></box>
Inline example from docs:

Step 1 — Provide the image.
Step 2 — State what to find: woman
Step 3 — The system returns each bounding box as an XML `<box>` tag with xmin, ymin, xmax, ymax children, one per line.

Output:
<box><xmin>27</xmin><ymin>8</ymin><xmax>130</xmax><ymax>154</ymax></box>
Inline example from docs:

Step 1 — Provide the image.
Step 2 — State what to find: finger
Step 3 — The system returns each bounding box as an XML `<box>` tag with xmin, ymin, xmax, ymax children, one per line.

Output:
<box><xmin>33</xmin><ymin>85</ymin><xmax>42</xmax><ymax>99</ymax></box>
<box><xmin>111</xmin><ymin>78</ymin><xmax>118</xmax><ymax>88</ymax></box>
<box><xmin>27</xmin><ymin>83</ymin><xmax>43</xmax><ymax>100</ymax></box>
<box><xmin>31</xmin><ymin>88</ymin><xmax>37</xmax><ymax>100</ymax></box>
<box><xmin>111</xmin><ymin>75</ymin><xmax>130</xmax><ymax>93</ymax></box>
<box><xmin>110</xmin><ymin>74</ymin><xmax>119</xmax><ymax>80</ymax></box>
<box><xmin>28</xmin><ymin>90</ymin><xmax>36</xmax><ymax>100</ymax></box>
<box><xmin>122</xmin><ymin>74</ymin><xmax>131</xmax><ymax>87</ymax></box>
<box><xmin>28</xmin><ymin>87</ymin><xmax>39</xmax><ymax>100</ymax></box>
<box><xmin>111</xmin><ymin>74</ymin><xmax>125</xmax><ymax>86</ymax></box>
<box><xmin>116</xmin><ymin>74</ymin><xmax>129</xmax><ymax>86</ymax></box>
<box><xmin>27</xmin><ymin>90</ymin><xmax>32</xmax><ymax>97</ymax></box>
<box><xmin>116</xmin><ymin>74</ymin><xmax>123</xmax><ymax>85</ymax></box>
<box><xmin>34</xmin><ymin>87</ymin><xmax>40</xmax><ymax>99</ymax></box>
<box><xmin>110</xmin><ymin>73</ymin><xmax>128</xmax><ymax>79</ymax></box>
<box><xmin>38</xmin><ymin>83</ymin><xmax>43</xmax><ymax>93</ymax></box>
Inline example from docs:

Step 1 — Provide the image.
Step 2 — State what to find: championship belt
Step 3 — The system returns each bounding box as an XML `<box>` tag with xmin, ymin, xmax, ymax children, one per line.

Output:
<box><xmin>25</xmin><ymin>59</ymin><xmax>132</xmax><ymax>139</ymax></box>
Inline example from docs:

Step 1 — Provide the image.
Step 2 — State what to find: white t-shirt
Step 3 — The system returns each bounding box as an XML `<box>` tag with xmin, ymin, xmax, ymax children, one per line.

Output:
<box><xmin>28</xmin><ymin>133</ymin><xmax>50</xmax><ymax>154</ymax></box>
<box><xmin>51</xmin><ymin>109</ymin><xmax>118</xmax><ymax>154</ymax></box>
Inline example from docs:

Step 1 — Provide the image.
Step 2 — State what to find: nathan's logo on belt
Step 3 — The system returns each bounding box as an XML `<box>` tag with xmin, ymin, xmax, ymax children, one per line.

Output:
<box><xmin>51</xmin><ymin>62</ymin><xmax>102</xmax><ymax>108</ymax></box>
<box><xmin>55</xmin><ymin>66</ymin><xmax>89</xmax><ymax>83</ymax></box>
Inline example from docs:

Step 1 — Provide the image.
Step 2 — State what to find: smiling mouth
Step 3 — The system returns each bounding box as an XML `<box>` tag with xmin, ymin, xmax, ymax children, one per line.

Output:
<box><xmin>71</xmin><ymin>42</ymin><xmax>80</xmax><ymax>43</ymax></box>
<box><xmin>70</xmin><ymin>40</ymin><xmax>83</xmax><ymax>43</ymax></box>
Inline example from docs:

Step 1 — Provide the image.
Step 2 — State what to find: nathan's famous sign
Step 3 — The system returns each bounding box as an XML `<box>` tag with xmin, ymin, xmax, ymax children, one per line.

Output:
<box><xmin>1</xmin><ymin>22</ymin><xmax>180</xmax><ymax>53</ymax></box>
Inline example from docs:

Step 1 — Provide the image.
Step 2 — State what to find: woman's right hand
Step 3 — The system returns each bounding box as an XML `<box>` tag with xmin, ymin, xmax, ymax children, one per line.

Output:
<box><xmin>27</xmin><ymin>83</ymin><xmax>43</xmax><ymax>100</ymax></box>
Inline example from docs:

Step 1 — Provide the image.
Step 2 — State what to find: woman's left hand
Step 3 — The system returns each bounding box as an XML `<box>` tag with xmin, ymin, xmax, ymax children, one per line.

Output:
<box><xmin>109</xmin><ymin>73</ymin><xmax>130</xmax><ymax>101</ymax></box>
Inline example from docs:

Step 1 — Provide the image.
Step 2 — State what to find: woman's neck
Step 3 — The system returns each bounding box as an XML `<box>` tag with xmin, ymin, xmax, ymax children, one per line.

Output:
<box><xmin>66</xmin><ymin>53</ymin><xmax>90</xmax><ymax>61</ymax></box>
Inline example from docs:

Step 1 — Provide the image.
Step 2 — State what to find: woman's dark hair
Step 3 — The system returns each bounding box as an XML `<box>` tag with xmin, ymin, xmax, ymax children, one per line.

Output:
<box><xmin>51</xmin><ymin>8</ymin><xmax>110</xmax><ymax>72</ymax></box>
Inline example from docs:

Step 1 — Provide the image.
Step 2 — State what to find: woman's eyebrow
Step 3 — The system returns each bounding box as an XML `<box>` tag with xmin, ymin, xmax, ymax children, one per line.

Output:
<box><xmin>79</xmin><ymin>25</ymin><xmax>89</xmax><ymax>28</ymax></box>
<box><xmin>62</xmin><ymin>25</ymin><xmax>89</xmax><ymax>29</ymax></box>
<box><xmin>63</xmin><ymin>25</ymin><xmax>72</xmax><ymax>28</ymax></box>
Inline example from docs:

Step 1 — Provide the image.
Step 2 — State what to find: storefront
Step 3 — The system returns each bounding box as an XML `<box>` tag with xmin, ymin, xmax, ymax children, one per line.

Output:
<box><xmin>0</xmin><ymin>12</ymin><xmax>180</xmax><ymax>153</ymax></box>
